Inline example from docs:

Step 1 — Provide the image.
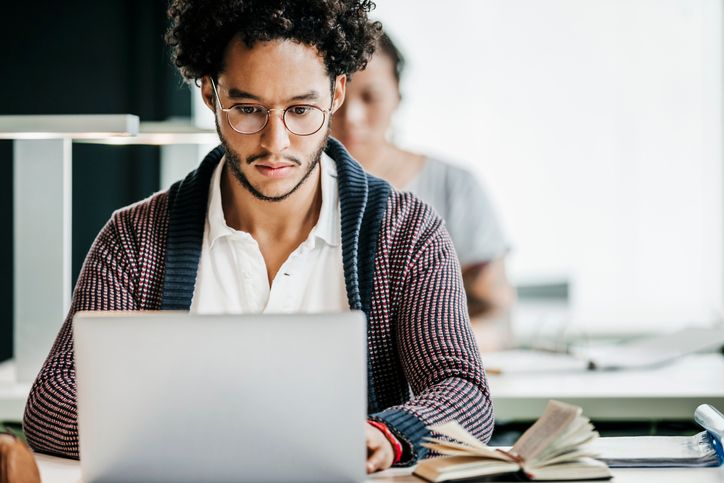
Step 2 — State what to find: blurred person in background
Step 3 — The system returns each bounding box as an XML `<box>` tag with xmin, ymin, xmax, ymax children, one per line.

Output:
<box><xmin>332</xmin><ymin>30</ymin><xmax>516</xmax><ymax>350</ymax></box>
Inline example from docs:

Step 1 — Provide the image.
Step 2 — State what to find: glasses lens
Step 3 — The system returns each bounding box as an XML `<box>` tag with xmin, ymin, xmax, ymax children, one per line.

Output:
<box><xmin>284</xmin><ymin>105</ymin><xmax>326</xmax><ymax>136</ymax></box>
<box><xmin>228</xmin><ymin>105</ymin><xmax>268</xmax><ymax>134</ymax></box>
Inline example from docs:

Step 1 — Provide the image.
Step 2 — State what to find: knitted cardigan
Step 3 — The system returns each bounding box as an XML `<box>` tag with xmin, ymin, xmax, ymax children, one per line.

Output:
<box><xmin>23</xmin><ymin>138</ymin><xmax>494</xmax><ymax>464</ymax></box>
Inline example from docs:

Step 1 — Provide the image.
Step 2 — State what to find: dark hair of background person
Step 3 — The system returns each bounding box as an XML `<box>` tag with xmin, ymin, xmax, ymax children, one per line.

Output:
<box><xmin>165</xmin><ymin>0</ymin><xmax>382</xmax><ymax>84</ymax></box>
<box><xmin>377</xmin><ymin>30</ymin><xmax>406</xmax><ymax>86</ymax></box>
<box><xmin>0</xmin><ymin>1</ymin><xmax>191</xmax><ymax>362</ymax></box>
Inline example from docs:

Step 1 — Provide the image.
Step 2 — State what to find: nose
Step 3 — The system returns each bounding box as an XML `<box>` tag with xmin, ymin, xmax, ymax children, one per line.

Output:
<box><xmin>259</xmin><ymin>110</ymin><xmax>291</xmax><ymax>154</ymax></box>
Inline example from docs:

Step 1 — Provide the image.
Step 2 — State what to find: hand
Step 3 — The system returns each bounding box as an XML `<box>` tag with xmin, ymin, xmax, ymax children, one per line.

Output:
<box><xmin>365</xmin><ymin>423</ymin><xmax>394</xmax><ymax>473</ymax></box>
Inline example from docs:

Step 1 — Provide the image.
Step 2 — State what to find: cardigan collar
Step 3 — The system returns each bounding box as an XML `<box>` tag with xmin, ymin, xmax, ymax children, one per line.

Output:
<box><xmin>160</xmin><ymin>137</ymin><xmax>391</xmax><ymax>318</ymax></box>
<box><xmin>205</xmin><ymin>152</ymin><xmax>340</xmax><ymax>250</ymax></box>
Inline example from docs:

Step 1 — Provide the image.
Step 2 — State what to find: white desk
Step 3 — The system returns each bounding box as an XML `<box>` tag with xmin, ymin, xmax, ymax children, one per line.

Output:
<box><xmin>4</xmin><ymin>354</ymin><xmax>724</xmax><ymax>423</ymax></box>
<box><xmin>35</xmin><ymin>454</ymin><xmax>724</xmax><ymax>482</ymax></box>
<box><xmin>487</xmin><ymin>353</ymin><xmax>724</xmax><ymax>421</ymax></box>
<box><xmin>0</xmin><ymin>360</ymin><xmax>29</xmax><ymax>422</ymax></box>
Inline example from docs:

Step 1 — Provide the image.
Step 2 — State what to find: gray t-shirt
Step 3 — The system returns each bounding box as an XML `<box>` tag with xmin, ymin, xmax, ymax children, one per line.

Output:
<box><xmin>406</xmin><ymin>157</ymin><xmax>508</xmax><ymax>266</ymax></box>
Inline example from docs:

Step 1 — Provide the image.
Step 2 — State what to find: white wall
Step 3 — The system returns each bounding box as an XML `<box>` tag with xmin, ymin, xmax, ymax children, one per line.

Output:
<box><xmin>373</xmin><ymin>0</ymin><xmax>723</xmax><ymax>333</ymax></box>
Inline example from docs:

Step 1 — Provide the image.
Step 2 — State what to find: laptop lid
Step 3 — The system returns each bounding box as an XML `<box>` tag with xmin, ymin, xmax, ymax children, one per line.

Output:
<box><xmin>74</xmin><ymin>311</ymin><xmax>367</xmax><ymax>483</ymax></box>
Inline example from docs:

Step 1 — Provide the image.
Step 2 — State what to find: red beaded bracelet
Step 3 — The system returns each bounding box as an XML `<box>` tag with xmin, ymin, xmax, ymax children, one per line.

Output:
<box><xmin>367</xmin><ymin>420</ymin><xmax>403</xmax><ymax>465</ymax></box>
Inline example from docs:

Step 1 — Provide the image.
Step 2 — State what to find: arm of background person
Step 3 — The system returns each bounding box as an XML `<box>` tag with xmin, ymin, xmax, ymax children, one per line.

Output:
<box><xmin>442</xmin><ymin>166</ymin><xmax>515</xmax><ymax>350</ymax></box>
<box><xmin>462</xmin><ymin>257</ymin><xmax>516</xmax><ymax>318</ymax></box>
<box><xmin>463</xmin><ymin>257</ymin><xmax>517</xmax><ymax>351</ymax></box>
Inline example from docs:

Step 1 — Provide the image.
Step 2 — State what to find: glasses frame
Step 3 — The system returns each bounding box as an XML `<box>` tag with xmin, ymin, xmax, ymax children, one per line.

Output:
<box><xmin>210</xmin><ymin>78</ymin><xmax>332</xmax><ymax>136</ymax></box>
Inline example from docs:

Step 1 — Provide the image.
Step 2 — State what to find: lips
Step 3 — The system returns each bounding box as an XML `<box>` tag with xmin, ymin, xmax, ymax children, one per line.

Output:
<box><xmin>254</xmin><ymin>163</ymin><xmax>295</xmax><ymax>178</ymax></box>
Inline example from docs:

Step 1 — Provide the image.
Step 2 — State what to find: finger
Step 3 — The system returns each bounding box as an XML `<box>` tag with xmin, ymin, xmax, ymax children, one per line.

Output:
<box><xmin>366</xmin><ymin>447</ymin><xmax>384</xmax><ymax>473</ymax></box>
<box><xmin>365</xmin><ymin>426</ymin><xmax>382</xmax><ymax>452</ymax></box>
<box><xmin>365</xmin><ymin>424</ymin><xmax>378</xmax><ymax>443</ymax></box>
<box><xmin>367</xmin><ymin>445</ymin><xmax>393</xmax><ymax>474</ymax></box>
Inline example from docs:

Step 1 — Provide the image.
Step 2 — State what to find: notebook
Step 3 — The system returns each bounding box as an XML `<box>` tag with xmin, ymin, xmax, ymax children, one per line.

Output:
<box><xmin>590</xmin><ymin>404</ymin><xmax>724</xmax><ymax>467</ymax></box>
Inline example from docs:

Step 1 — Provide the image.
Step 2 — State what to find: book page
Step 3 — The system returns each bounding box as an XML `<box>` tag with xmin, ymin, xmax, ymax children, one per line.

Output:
<box><xmin>422</xmin><ymin>440</ymin><xmax>510</xmax><ymax>460</ymax></box>
<box><xmin>532</xmin><ymin>418</ymin><xmax>597</xmax><ymax>464</ymax></box>
<box><xmin>422</xmin><ymin>438</ymin><xmax>511</xmax><ymax>461</ymax></box>
<box><xmin>428</xmin><ymin>421</ymin><xmax>491</xmax><ymax>450</ymax></box>
<box><xmin>425</xmin><ymin>421</ymin><xmax>510</xmax><ymax>460</ymax></box>
<box><xmin>511</xmin><ymin>400</ymin><xmax>581</xmax><ymax>461</ymax></box>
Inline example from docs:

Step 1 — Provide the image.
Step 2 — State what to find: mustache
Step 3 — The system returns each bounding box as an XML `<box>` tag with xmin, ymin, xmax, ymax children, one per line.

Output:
<box><xmin>246</xmin><ymin>151</ymin><xmax>302</xmax><ymax>166</ymax></box>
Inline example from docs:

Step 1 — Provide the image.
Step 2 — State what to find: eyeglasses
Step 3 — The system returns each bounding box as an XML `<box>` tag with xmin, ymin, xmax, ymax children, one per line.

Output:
<box><xmin>210</xmin><ymin>79</ymin><xmax>331</xmax><ymax>136</ymax></box>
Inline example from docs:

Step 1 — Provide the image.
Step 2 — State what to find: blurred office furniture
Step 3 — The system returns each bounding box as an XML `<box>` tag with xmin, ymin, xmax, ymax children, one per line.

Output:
<box><xmin>78</xmin><ymin>120</ymin><xmax>219</xmax><ymax>190</ymax></box>
<box><xmin>0</xmin><ymin>116</ymin><xmax>216</xmax><ymax>424</ymax></box>
<box><xmin>0</xmin><ymin>0</ymin><xmax>192</xmax><ymax>364</ymax></box>
<box><xmin>510</xmin><ymin>273</ymin><xmax>572</xmax><ymax>352</ymax></box>
<box><xmin>0</xmin><ymin>115</ymin><xmax>139</xmax><ymax>383</ymax></box>
<box><xmin>490</xmin><ymin>274</ymin><xmax>724</xmax><ymax>422</ymax></box>
<box><xmin>487</xmin><ymin>353</ymin><xmax>724</xmax><ymax>422</ymax></box>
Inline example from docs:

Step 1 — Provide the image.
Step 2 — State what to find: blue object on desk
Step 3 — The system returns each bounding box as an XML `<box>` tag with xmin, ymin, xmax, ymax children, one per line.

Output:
<box><xmin>696</xmin><ymin>404</ymin><xmax>724</xmax><ymax>466</ymax></box>
<box><xmin>707</xmin><ymin>431</ymin><xmax>723</xmax><ymax>465</ymax></box>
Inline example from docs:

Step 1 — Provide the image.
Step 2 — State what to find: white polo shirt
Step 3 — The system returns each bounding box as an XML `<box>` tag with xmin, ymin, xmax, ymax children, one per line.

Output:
<box><xmin>190</xmin><ymin>153</ymin><xmax>349</xmax><ymax>314</ymax></box>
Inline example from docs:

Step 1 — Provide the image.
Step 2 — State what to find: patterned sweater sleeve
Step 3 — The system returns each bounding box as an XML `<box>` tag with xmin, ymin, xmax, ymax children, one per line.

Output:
<box><xmin>22</xmin><ymin>207</ymin><xmax>146</xmax><ymax>459</ymax></box>
<box><xmin>369</xmin><ymin>193</ymin><xmax>494</xmax><ymax>465</ymax></box>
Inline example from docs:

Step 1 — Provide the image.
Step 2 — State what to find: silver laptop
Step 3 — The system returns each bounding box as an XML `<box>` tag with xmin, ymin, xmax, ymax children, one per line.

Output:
<box><xmin>74</xmin><ymin>311</ymin><xmax>367</xmax><ymax>483</ymax></box>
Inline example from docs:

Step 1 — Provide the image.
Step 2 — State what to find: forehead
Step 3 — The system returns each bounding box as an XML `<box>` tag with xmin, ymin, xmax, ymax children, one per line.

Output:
<box><xmin>347</xmin><ymin>52</ymin><xmax>397</xmax><ymax>90</ymax></box>
<box><xmin>219</xmin><ymin>36</ymin><xmax>330</xmax><ymax>100</ymax></box>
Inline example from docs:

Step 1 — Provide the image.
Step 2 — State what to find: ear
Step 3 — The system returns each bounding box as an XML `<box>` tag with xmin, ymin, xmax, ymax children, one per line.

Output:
<box><xmin>331</xmin><ymin>74</ymin><xmax>347</xmax><ymax>114</ymax></box>
<box><xmin>200</xmin><ymin>76</ymin><xmax>217</xmax><ymax>113</ymax></box>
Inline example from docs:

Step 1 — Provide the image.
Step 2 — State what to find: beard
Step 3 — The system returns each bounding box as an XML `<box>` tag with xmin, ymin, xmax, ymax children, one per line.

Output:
<box><xmin>217</xmin><ymin>120</ymin><xmax>330</xmax><ymax>203</ymax></box>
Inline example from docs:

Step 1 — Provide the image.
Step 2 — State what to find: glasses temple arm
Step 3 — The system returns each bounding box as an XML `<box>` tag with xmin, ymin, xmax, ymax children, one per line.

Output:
<box><xmin>209</xmin><ymin>77</ymin><xmax>224</xmax><ymax>110</ymax></box>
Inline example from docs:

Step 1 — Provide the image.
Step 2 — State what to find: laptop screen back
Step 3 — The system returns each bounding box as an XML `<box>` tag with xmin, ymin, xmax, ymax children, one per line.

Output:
<box><xmin>74</xmin><ymin>311</ymin><xmax>367</xmax><ymax>483</ymax></box>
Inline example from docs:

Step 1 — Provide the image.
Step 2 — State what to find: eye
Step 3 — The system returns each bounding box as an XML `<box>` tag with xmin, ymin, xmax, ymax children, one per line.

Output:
<box><xmin>290</xmin><ymin>105</ymin><xmax>312</xmax><ymax>116</ymax></box>
<box><xmin>362</xmin><ymin>92</ymin><xmax>380</xmax><ymax>104</ymax></box>
<box><xmin>234</xmin><ymin>104</ymin><xmax>263</xmax><ymax>115</ymax></box>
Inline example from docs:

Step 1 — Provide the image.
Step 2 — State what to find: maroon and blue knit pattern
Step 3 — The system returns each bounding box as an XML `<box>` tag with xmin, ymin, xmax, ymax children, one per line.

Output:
<box><xmin>23</xmin><ymin>140</ymin><xmax>493</xmax><ymax>464</ymax></box>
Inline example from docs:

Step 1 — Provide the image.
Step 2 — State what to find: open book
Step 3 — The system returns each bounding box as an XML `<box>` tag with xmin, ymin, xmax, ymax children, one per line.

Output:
<box><xmin>413</xmin><ymin>400</ymin><xmax>611</xmax><ymax>482</ymax></box>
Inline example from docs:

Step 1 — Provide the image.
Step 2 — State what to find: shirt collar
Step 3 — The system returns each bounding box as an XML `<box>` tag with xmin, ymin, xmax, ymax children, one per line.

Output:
<box><xmin>312</xmin><ymin>152</ymin><xmax>340</xmax><ymax>248</ymax></box>
<box><xmin>205</xmin><ymin>152</ymin><xmax>340</xmax><ymax>249</ymax></box>
<box><xmin>206</xmin><ymin>157</ymin><xmax>238</xmax><ymax>248</ymax></box>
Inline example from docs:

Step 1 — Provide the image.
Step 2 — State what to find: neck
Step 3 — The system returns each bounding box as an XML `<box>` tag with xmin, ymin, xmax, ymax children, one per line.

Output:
<box><xmin>349</xmin><ymin>141</ymin><xmax>424</xmax><ymax>190</ymax></box>
<box><xmin>220</xmin><ymin>158</ymin><xmax>323</xmax><ymax>242</ymax></box>
<box><xmin>349</xmin><ymin>141</ymin><xmax>396</xmax><ymax>176</ymax></box>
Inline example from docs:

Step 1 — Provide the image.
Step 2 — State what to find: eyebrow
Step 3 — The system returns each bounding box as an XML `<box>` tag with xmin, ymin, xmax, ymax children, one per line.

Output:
<box><xmin>226</xmin><ymin>87</ymin><xmax>322</xmax><ymax>103</ymax></box>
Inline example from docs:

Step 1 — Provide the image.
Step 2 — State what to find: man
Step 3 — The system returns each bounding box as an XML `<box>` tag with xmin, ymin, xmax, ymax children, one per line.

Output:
<box><xmin>23</xmin><ymin>0</ymin><xmax>493</xmax><ymax>473</ymax></box>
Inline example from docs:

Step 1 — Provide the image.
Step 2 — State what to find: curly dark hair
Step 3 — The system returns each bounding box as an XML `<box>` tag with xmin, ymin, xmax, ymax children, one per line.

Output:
<box><xmin>166</xmin><ymin>0</ymin><xmax>382</xmax><ymax>84</ymax></box>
